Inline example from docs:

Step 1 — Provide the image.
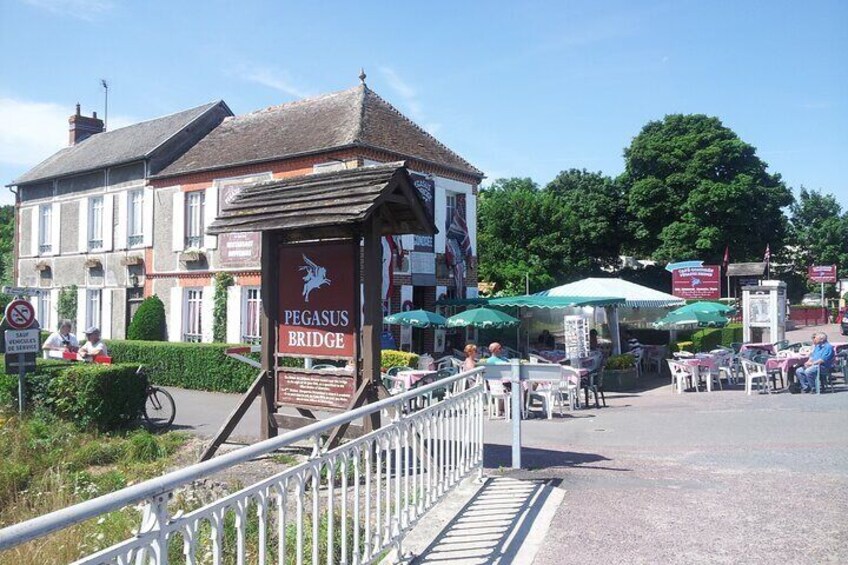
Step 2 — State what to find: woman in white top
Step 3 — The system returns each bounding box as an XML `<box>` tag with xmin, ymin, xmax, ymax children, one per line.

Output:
<box><xmin>42</xmin><ymin>320</ymin><xmax>79</xmax><ymax>359</ymax></box>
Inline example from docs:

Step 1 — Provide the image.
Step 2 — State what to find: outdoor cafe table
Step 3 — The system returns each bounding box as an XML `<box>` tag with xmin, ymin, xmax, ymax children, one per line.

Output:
<box><xmin>764</xmin><ymin>354</ymin><xmax>808</xmax><ymax>387</ymax></box>
<box><xmin>682</xmin><ymin>354</ymin><xmax>718</xmax><ymax>392</ymax></box>
<box><xmin>396</xmin><ymin>369</ymin><xmax>435</xmax><ymax>391</ymax></box>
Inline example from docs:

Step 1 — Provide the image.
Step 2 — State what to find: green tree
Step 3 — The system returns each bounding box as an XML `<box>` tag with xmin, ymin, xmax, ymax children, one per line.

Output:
<box><xmin>213</xmin><ymin>272</ymin><xmax>234</xmax><ymax>342</ymax></box>
<box><xmin>788</xmin><ymin>187</ymin><xmax>848</xmax><ymax>297</ymax></box>
<box><xmin>57</xmin><ymin>285</ymin><xmax>78</xmax><ymax>329</ymax></box>
<box><xmin>623</xmin><ymin>114</ymin><xmax>794</xmax><ymax>263</ymax></box>
<box><xmin>127</xmin><ymin>295</ymin><xmax>167</xmax><ymax>341</ymax></box>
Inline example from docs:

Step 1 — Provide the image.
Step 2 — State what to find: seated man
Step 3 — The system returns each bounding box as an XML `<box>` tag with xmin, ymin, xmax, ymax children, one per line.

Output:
<box><xmin>486</xmin><ymin>342</ymin><xmax>509</xmax><ymax>364</ymax></box>
<box><xmin>42</xmin><ymin>319</ymin><xmax>79</xmax><ymax>359</ymax></box>
<box><xmin>78</xmin><ymin>327</ymin><xmax>109</xmax><ymax>362</ymax></box>
<box><xmin>795</xmin><ymin>332</ymin><xmax>835</xmax><ymax>393</ymax></box>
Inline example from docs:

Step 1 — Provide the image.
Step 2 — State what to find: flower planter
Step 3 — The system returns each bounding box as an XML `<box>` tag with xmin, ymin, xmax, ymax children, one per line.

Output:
<box><xmin>180</xmin><ymin>250</ymin><xmax>205</xmax><ymax>263</ymax></box>
<box><xmin>603</xmin><ymin>367</ymin><xmax>638</xmax><ymax>391</ymax></box>
<box><xmin>84</xmin><ymin>258</ymin><xmax>102</xmax><ymax>269</ymax></box>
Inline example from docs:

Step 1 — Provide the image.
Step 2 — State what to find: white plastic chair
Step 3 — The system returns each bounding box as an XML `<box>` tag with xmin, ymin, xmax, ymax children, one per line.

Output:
<box><xmin>667</xmin><ymin>359</ymin><xmax>693</xmax><ymax>393</ymax></box>
<box><xmin>484</xmin><ymin>377</ymin><xmax>511</xmax><ymax>419</ymax></box>
<box><xmin>741</xmin><ymin>358</ymin><xmax>769</xmax><ymax>395</ymax></box>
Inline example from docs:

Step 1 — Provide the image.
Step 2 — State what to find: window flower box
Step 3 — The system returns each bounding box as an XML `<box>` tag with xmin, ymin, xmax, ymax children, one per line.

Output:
<box><xmin>120</xmin><ymin>254</ymin><xmax>144</xmax><ymax>266</ymax></box>
<box><xmin>84</xmin><ymin>257</ymin><xmax>102</xmax><ymax>269</ymax></box>
<box><xmin>180</xmin><ymin>248</ymin><xmax>206</xmax><ymax>263</ymax></box>
<box><xmin>34</xmin><ymin>260</ymin><xmax>51</xmax><ymax>272</ymax></box>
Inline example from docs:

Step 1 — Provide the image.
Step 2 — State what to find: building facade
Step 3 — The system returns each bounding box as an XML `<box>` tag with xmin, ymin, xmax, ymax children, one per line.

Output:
<box><xmin>12</xmin><ymin>82</ymin><xmax>482</xmax><ymax>353</ymax></box>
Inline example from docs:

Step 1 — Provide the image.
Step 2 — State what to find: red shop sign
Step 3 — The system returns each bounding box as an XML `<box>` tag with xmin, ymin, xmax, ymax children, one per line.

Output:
<box><xmin>277</xmin><ymin>241</ymin><xmax>356</xmax><ymax>358</ymax></box>
<box><xmin>808</xmin><ymin>265</ymin><xmax>837</xmax><ymax>283</ymax></box>
<box><xmin>672</xmin><ymin>265</ymin><xmax>721</xmax><ymax>300</ymax></box>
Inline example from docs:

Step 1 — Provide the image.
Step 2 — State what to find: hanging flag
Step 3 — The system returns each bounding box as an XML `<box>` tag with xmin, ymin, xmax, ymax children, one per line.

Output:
<box><xmin>445</xmin><ymin>195</ymin><xmax>471</xmax><ymax>297</ymax></box>
<box><xmin>763</xmin><ymin>244</ymin><xmax>771</xmax><ymax>264</ymax></box>
<box><xmin>722</xmin><ymin>245</ymin><xmax>729</xmax><ymax>270</ymax></box>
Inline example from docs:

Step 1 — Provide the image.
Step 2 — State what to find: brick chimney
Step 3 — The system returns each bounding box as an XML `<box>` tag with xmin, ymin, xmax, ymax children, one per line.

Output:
<box><xmin>68</xmin><ymin>103</ymin><xmax>104</xmax><ymax>145</ymax></box>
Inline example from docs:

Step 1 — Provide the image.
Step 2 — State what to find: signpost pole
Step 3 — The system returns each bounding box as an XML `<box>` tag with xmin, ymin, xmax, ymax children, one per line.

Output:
<box><xmin>362</xmin><ymin>215</ymin><xmax>383</xmax><ymax>433</ymax></box>
<box><xmin>17</xmin><ymin>353</ymin><xmax>25</xmax><ymax>413</ymax></box>
<box><xmin>822</xmin><ymin>281</ymin><xmax>826</xmax><ymax>323</ymax></box>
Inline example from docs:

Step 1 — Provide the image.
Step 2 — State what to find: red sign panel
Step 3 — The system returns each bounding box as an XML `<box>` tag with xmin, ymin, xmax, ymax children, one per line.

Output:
<box><xmin>220</xmin><ymin>232</ymin><xmax>261</xmax><ymax>266</ymax></box>
<box><xmin>278</xmin><ymin>241</ymin><xmax>356</xmax><ymax>358</ymax></box>
<box><xmin>808</xmin><ymin>265</ymin><xmax>837</xmax><ymax>283</ymax></box>
<box><xmin>5</xmin><ymin>299</ymin><xmax>36</xmax><ymax>330</ymax></box>
<box><xmin>672</xmin><ymin>265</ymin><xmax>721</xmax><ymax>299</ymax></box>
<box><xmin>277</xmin><ymin>369</ymin><xmax>355</xmax><ymax>410</ymax></box>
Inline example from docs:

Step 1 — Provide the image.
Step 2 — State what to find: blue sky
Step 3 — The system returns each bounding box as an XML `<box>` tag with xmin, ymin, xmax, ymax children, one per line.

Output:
<box><xmin>1</xmin><ymin>0</ymin><xmax>846</xmax><ymax>209</ymax></box>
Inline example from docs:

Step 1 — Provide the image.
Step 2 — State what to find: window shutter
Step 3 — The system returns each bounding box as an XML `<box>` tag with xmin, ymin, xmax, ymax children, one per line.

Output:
<box><xmin>76</xmin><ymin>286</ymin><xmax>86</xmax><ymax>338</ymax></box>
<box><xmin>204</xmin><ymin>186</ymin><xmax>218</xmax><ymax>250</ymax></box>
<box><xmin>102</xmin><ymin>194</ymin><xmax>114</xmax><ymax>251</ymax></box>
<box><xmin>51</xmin><ymin>204</ymin><xmax>61</xmax><ymax>255</ymax></box>
<box><xmin>169</xmin><ymin>286</ymin><xmax>183</xmax><ymax>342</ymax></box>
<box><xmin>200</xmin><ymin>285</ymin><xmax>215</xmax><ymax>342</ymax></box>
<box><xmin>466</xmin><ymin>193</ymin><xmax>477</xmax><ymax>256</ymax></box>
<box><xmin>101</xmin><ymin>289</ymin><xmax>112</xmax><ymax>339</ymax></box>
<box><xmin>78</xmin><ymin>198</ymin><xmax>89</xmax><ymax>252</ymax></box>
<box><xmin>30</xmin><ymin>207</ymin><xmax>39</xmax><ymax>257</ymax></box>
<box><xmin>115</xmin><ymin>192</ymin><xmax>127</xmax><ymax>250</ymax></box>
<box><xmin>226</xmin><ymin>285</ymin><xmax>243</xmax><ymax>343</ymax></box>
<box><xmin>172</xmin><ymin>192</ymin><xmax>185</xmax><ymax>252</ymax></box>
<box><xmin>143</xmin><ymin>187</ymin><xmax>154</xmax><ymax>247</ymax></box>
<box><xmin>434</xmin><ymin>185</ymin><xmax>446</xmax><ymax>252</ymax></box>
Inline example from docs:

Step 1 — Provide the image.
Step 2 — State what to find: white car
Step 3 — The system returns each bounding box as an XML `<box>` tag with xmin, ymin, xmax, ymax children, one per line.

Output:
<box><xmin>801</xmin><ymin>293</ymin><xmax>823</xmax><ymax>307</ymax></box>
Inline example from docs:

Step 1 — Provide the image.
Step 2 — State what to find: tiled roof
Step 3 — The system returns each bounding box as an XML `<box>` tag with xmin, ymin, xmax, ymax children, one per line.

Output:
<box><xmin>158</xmin><ymin>85</ymin><xmax>482</xmax><ymax>179</ymax></box>
<box><xmin>14</xmin><ymin>101</ymin><xmax>227</xmax><ymax>185</ymax></box>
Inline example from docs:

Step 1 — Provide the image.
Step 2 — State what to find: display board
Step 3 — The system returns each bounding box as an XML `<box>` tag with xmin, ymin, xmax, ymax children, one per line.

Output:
<box><xmin>563</xmin><ymin>315</ymin><xmax>590</xmax><ymax>360</ymax></box>
<box><xmin>277</xmin><ymin>368</ymin><xmax>356</xmax><ymax>411</ymax></box>
<box><xmin>808</xmin><ymin>265</ymin><xmax>837</xmax><ymax>283</ymax></box>
<box><xmin>277</xmin><ymin>240</ymin><xmax>357</xmax><ymax>359</ymax></box>
<box><xmin>672</xmin><ymin>265</ymin><xmax>721</xmax><ymax>299</ymax></box>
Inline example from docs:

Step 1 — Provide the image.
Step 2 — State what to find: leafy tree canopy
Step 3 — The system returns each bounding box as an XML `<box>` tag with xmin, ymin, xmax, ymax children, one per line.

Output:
<box><xmin>623</xmin><ymin>114</ymin><xmax>794</xmax><ymax>263</ymax></box>
<box><xmin>788</xmin><ymin>187</ymin><xmax>848</xmax><ymax>294</ymax></box>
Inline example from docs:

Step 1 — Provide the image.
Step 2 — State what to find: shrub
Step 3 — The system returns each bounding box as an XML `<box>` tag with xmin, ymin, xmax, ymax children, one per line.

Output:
<box><xmin>381</xmin><ymin>350</ymin><xmax>419</xmax><ymax>370</ymax></box>
<box><xmin>690</xmin><ymin>323</ymin><xmax>743</xmax><ymax>352</ymax></box>
<box><xmin>106</xmin><ymin>339</ymin><xmax>303</xmax><ymax>393</ymax></box>
<box><xmin>605</xmin><ymin>353</ymin><xmax>635</xmax><ymax>370</ymax></box>
<box><xmin>0</xmin><ymin>358</ymin><xmax>74</xmax><ymax>408</ymax></box>
<box><xmin>127</xmin><ymin>296</ymin><xmax>167</xmax><ymax>341</ymax></box>
<box><xmin>213</xmin><ymin>273</ymin><xmax>234</xmax><ymax>343</ymax></box>
<box><xmin>57</xmin><ymin>285</ymin><xmax>78</xmax><ymax>329</ymax></box>
<box><xmin>49</xmin><ymin>363</ymin><xmax>147</xmax><ymax>430</ymax></box>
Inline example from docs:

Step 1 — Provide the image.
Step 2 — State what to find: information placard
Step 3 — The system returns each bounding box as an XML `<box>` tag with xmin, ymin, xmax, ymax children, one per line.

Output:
<box><xmin>672</xmin><ymin>265</ymin><xmax>721</xmax><ymax>300</ymax></box>
<box><xmin>5</xmin><ymin>329</ymin><xmax>40</xmax><ymax>354</ymax></box>
<box><xmin>276</xmin><ymin>369</ymin><xmax>355</xmax><ymax>411</ymax></box>
<box><xmin>808</xmin><ymin>265</ymin><xmax>837</xmax><ymax>283</ymax></box>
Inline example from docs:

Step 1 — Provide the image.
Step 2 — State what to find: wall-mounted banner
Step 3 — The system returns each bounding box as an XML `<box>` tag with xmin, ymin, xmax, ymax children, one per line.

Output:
<box><xmin>672</xmin><ymin>265</ymin><xmax>721</xmax><ymax>299</ymax></box>
<box><xmin>410</xmin><ymin>173</ymin><xmax>435</xmax><ymax>252</ymax></box>
<box><xmin>278</xmin><ymin>241</ymin><xmax>356</xmax><ymax>358</ymax></box>
<box><xmin>808</xmin><ymin>265</ymin><xmax>837</xmax><ymax>283</ymax></box>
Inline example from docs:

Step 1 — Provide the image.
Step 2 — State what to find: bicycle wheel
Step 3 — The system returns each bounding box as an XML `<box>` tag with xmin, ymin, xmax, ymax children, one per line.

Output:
<box><xmin>143</xmin><ymin>386</ymin><xmax>176</xmax><ymax>431</ymax></box>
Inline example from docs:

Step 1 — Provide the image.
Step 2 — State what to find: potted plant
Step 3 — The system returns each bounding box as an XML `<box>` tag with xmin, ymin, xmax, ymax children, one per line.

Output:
<box><xmin>603</xmin><ymin>353</ymin><xmax>638</xmax><ymax>391</ymax></box>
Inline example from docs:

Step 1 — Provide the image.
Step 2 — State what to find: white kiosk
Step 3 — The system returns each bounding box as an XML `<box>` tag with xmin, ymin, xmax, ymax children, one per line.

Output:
<box><xmin>741</xmin><ymin>280</ymin><xmax>787</xmax><ymax>344</ymax></box>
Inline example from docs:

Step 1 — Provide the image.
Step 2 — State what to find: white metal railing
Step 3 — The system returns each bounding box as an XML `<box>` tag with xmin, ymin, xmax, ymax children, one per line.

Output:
<box><xmin>0</xmin><ymin>368</ymin><xmax>485</xmax><ymax>564</ymax></box>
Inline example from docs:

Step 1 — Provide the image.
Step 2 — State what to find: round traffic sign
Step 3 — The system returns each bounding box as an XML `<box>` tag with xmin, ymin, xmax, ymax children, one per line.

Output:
<box><xmin>5</xmin><ymin>299</ymin><xmax>36</xmax><ymax>330</ymax></box>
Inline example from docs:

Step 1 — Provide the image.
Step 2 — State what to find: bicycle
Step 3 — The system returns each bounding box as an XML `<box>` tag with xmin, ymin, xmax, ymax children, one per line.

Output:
<box><xmin>136</xmin><ymin>366</ymin><xmax>176</xmax><ymax>431</ymax></box>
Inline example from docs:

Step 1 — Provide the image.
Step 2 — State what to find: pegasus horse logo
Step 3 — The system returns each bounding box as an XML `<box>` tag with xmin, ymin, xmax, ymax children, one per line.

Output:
<box><xmin>300</xmin><ymin>255</ymin><xmax>331</xmax><ymax>302</ymax></box>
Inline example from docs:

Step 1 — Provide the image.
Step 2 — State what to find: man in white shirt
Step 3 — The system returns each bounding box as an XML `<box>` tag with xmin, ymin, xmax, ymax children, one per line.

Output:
<box><xmin>78</xmin><ymin>327</ymin><xmax>109</xmax><ymax>361</ymax></box>
<box><xmin>42</xmin><ymin>320</ymin><xmax>79</xmax><ymax>359</ymax></box>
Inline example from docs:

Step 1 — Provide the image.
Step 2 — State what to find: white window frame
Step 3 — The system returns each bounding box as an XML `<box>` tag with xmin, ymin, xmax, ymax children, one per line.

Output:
<box><xmin>127</xmin><ymin>189</ymin><xmax>144</xmax><ymax>248</ymax></box>
<box><xmin>88</xmin><ymin>196</ymin><xmax>104</xmax><ymax>251</ymax></box>
<box><xmin>445</xmin><ymin>192</ymin><xmax>457</xmax><ymax>230</ymax></box>
<box><xmin>39</xmin><ymin>204</ymin><xmax>52</xmax><ymax>254</ymax></box>
<box><xmin>86</xmin><ymin>289</ymin><xmax>102</xmax><ymax>331</ymax></box>
<box><xmin>183</xmin><ymin>288</ymin><xmax>203</xmax><ymax>342</ymax></box>
<box><xmin>184</xmin><ymin>191</ymin><xmax>205</xmax><ymax>249</ymax></box>
<box><xmin>38</xmin><ymin>292</ymin><xmax>52</xmax><ymax>331</ymax></box>
<box><xmin>241</xmin><ymin>286</ymin><xmax>262</xmax><ymax>344</ymax></box>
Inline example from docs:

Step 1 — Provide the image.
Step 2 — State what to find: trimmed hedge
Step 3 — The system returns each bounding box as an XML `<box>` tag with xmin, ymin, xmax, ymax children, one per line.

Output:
<box><xmin>50</xmin><ymin>363</ymin><xmax>147</xmax><ymax>430</ymax></box>
<box><xmin>380</xmin><ymin>350</ymin><xmax>420</xmax><ymax>370</ymax></box>
<box><xmin>1</xmin><ymin>360</ymin><xmax>146</xmax><ymax>431</ymax></box>
<box><xmin>127</xmin><ymin>296</ymin><xmax>167</xmax><ymax>341</ymax></box>
<box><xmin>690</xmin><ymin>323</ymin><xmax>743</xmax><ymax>353</ymax></box>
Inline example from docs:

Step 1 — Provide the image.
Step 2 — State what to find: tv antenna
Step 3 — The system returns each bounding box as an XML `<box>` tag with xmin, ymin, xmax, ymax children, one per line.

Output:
<box><xmin>100</xmin><ymin>79</ymin><xmax>109</xmax><ymax>130</ymax></box>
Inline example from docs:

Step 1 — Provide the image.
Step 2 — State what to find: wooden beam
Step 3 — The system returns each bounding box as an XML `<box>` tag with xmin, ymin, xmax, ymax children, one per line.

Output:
<box><xmin>260</xmin><ymin>231</ymin><xmax>279</xmax><ymax>440</ymax></box>
<box><xmin>199</xmin><ymin>370</ymin><xmax>268</xmax><ymax>461</ymax></box>
<box><xmin>361</xmin><ymin>214</ymin><xmax>383</xmax><ymax>433</ymax></box>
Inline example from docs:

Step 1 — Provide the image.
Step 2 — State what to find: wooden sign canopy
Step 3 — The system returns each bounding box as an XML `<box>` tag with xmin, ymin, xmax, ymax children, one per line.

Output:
<box><xmin>206</xmin><ymin>162</ymin><xmax>437</xmax><ymax>445</ymax></box>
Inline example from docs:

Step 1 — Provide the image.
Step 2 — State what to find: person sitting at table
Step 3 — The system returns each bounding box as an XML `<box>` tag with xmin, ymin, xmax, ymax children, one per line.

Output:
<box><xmin>78</xmin><ymin>327</ymin><xmax>109</xmax><ymax>362</ymax></box>
<box><xmin>463</xmin><ymin>344</ymin><xmax>478</xmax><ymax>372</ymax></box>
<box><xmin>537</xmin><ymin>330</ymin><xmax>555</xmax><ymax>349</ymax></box>
<box><xmin>795</xmin><ymin>332</ymin><xmax>835</xmax><ymax>393</ymax></box>
<box><xmin>486</xmin><ymin>342</ymin><xmax>509</xmax><ymax>364</ymax></box>
<box><xmin>589</xmin><ymin>329</ymin><xmax>599</xmax><ymax>351</ymax></box>
<box><xmin>42</xmin><ymin>319</ymin><xmax>79</xmax><ymax>359</ymax></box>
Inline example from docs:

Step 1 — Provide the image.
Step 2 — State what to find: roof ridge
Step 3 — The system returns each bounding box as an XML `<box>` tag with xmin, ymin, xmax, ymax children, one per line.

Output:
<box><xmin>231</xmin><ymin>86</ymin><xmax>361</xmax><ymax>121</ymax></box>
<box><xmin>353</xmin><ymin>84</ymin><xmax>367</xmax><ymax>144</ymax></box>
<box><xmin>361</xmin><ymin>88</ymin><xmax>482</xmax><ymax>176</ymax></box>
<box><xmin>98</xmin><ymin>100</ymin><xmax>221</xmax><ymax>135</ymax></box>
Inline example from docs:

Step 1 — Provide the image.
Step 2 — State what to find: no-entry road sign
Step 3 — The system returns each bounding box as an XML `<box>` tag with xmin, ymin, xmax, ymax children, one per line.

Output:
<box><xmin>5</xmin><ymin>299</ymin><xmax>36</xmax><ymax>330</ymax></box>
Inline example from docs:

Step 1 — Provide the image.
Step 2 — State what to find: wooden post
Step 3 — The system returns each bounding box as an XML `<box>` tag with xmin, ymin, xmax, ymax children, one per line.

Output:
<box><xmin>259</xmin><ymin>231</ymin><xmax>279</xmax><ymax>440</ymax></box>
<box><xmin>361</xmin><ymin>215</ymin><xmax>383</xmax><ymax>432</ymax></box>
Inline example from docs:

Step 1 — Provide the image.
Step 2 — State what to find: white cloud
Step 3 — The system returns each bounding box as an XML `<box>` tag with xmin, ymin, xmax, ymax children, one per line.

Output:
<box><xmin>23</xmin><ymin>0</ymin><xmax>114</xmax><ymax>21</ymax></box>
<box><xmin>0</xmin><ymin>98</ymin><xmax>69</xmax><ymax>167</ymax></box>
<box><xmin>0</xmin><ymin>96</ymin><xmax>135</xmax><ymax>169</ymax></box>
<box><xmin>236</xmin><ymin>65</ymin><xmax>310</xmax><ymax>99</ymax></box>
<box><xmin>379</xmin><ymin>66</ymin><xmax>423</xmax><ymax>118</ymax></box>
